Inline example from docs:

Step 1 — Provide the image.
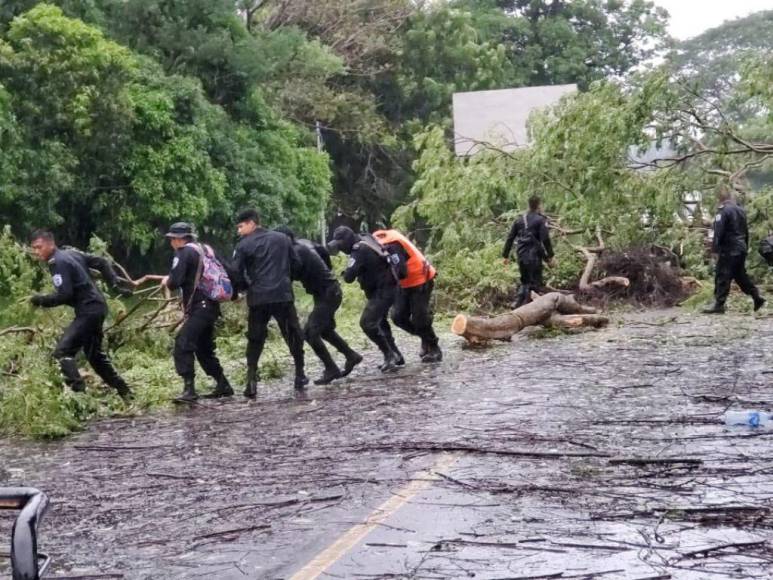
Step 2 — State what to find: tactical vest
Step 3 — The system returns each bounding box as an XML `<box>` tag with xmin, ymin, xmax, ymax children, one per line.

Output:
<box><xmin>373</xmin><ymin>229</ymin><xmax>436</xmax><ymax>289</ymax></box>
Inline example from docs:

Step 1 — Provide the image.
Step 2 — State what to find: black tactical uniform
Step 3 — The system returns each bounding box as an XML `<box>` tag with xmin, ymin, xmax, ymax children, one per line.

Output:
<box><xmin>380</xmin><ymin>239</ymin><xmax>442</xmax><ymax>363</ymax></box>
<box><xmin>330</xmin><ymin>226</ymin><xmax>405</xmax><ymax>373</ymax></box>
<box><xmin>164</xmin><ymin>231</ymin><xmax>232</xmax><ymax>401</ymax></box>
<box><xmin>503</xmin><ymin>211</ymin><xmax>554</xmax><ymax>307</ymax></box>
<box><xmin>232</xmin><ymin>227</ymin><xmax>306</xmax><ymax>394</ymax></box>
<box><xmin>31</xmin><ymin>248</ymin><xmax>131</xmax><ymax>398</ymax></box>
<box><xmin>276</xmin><ymin>227</ymin><xmax>362</xmax><ymax>385</ymax></box>
<box><xmin>705</xmin><ymin>200</ymin><xmax>765</xmax><ymax>313</ymax></box>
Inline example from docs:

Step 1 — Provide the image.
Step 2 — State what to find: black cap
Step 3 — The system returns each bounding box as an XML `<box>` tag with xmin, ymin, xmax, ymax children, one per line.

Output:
<box><xmin>331</xmin><ymin>225</ymin><xmax>354</xmax><ymax>240</ymax></box>
<box><xmin>164</xmin><ymin>222</ymin><xmax>197</xmax><ymax>239</ymax></box>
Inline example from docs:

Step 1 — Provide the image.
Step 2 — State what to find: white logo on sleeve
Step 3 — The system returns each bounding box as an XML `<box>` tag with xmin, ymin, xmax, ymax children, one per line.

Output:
<box><xmin>347</xmin><ymin>257</ymin><xmax>356</xmax><ymax>268</ymax></box>
<box><xmin>52</xmin><ymin>274</ymin><xmax>63</xmax><ymax>287</ymax></box>
<box><xmin>715</xmin><ymin>214</ymin><xmax>722</xmax><ymax>223</ymax></box>
<box><xmin>172</xmin><ymin>256</ymin><xmax>180</xmax><ymax>269</ymax></box>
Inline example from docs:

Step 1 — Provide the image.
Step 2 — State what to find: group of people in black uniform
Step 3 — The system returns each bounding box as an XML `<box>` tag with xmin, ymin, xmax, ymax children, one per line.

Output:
<box><xmin>28</xmin><ymin>208</ymin><xmax>442</xmax><ymax>402</ymax></box>
<box><xmin>27</xmin><ymin>189</ymin><xmax>765</xmax><ymax>402</ymax></box>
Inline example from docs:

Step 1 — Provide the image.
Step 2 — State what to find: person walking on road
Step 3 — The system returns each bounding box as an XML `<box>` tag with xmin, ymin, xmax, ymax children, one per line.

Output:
<box><xmin>703</xmin><ymin>190</ymin><xmax>765</xmax><ymax>314</ymax></box>
<box><xmin>275</xmin><ymin>226</ymin><xmax>363</xmax><ymax>385</ymax></box>
<box><xmin>328</xmin><ymin>226</ymin><xmax>405</xmax><ymax>373</ymax></box>
<box><xmin>29</xmin><ymin>229</ymin><xmax>133</xmax><ymax>399</ymax></box>
<box><xmin>161</xmin><ymin>223</ymin><xmax>233</xmax><ymax>402</ymax></box>
<box><xmin>232</xmin><ymin>209</ymin><xmax>307</xmax><ymax>397</ymax></box>
<box><xmin>373</xmin><ymin>229</ymin><xmax>442</xmax><ymax>363</ymax></box>
<box><xmin>502</xmin><ymin>196</ymin><xmax>555</xmax><ymax>308</ymax></box>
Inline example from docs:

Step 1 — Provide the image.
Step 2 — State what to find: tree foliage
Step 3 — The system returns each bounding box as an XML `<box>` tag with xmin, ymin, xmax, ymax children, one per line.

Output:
<box><xmin>0</xmin><ymin>4</ymin><xmax>330</xmax><ymax>258</ymax></box>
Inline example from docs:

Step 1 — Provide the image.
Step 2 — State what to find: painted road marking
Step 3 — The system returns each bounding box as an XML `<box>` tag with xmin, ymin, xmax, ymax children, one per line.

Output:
<box><xmin>289</xmin><ymin>452</ymin><xmax>460</xmax><ymax>580</ymax></box>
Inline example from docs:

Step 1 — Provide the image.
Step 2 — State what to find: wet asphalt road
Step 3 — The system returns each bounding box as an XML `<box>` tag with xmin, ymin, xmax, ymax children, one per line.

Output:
<box><xmin>2</xmin><ymin>309</ymin><xmax>773</xmax><ymax>579</ymax></box>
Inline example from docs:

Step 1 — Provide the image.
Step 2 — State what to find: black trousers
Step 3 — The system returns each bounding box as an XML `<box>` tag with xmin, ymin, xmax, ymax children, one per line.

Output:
<box><xmin>714</xmin><ymin>252</ymin><xmax>760</xmax><ymax>305</ymax></box>
<box><xmin>53</xmin><ymin>312</ymin><xmax>127</xmax><ymax>392</ymax></box>
<box><xmin>174</xmin><ymin>300</ymin><xmax>224</xmax><ymax>380</ymax></box>
<box><xmin>391</xmin><ymin>280</ymin><xmax>438</xmax><ymax>344</ymax></box>
<box><xmin>516</xmin><ymin>260</ymin><xmax>544</xmax><ymax>307</ymax></box>
<box><xmin>247</xmin><ymin>302</ymin><xmax>305</xmax><ymax>377</ymax></box>
<box><xmin>306</xmin><ymin>284</ymin><xmax>356</xmax><ymax>369</ymax></box>
<box><xmin>360</xmin><ymin>288</ymin><xmax>400</xmax><ymax>356</ymax></box>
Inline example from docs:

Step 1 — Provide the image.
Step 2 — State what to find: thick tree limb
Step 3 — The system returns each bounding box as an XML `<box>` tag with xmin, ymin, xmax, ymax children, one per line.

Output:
<box><xmin>452</xmin><ymin>292</ymin><xmax>605</xmax><ymax>344</ymax></box>
<box><xmin>572</xmin><ymin>227</ymin><xmax>630</xmax><ymax>292</ymax></box>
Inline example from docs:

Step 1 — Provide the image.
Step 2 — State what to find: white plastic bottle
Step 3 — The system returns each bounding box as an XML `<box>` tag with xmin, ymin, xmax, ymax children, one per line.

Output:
<box><xmin>724</xmin><ymin>410</ymin><xmax>772</xmax><ymax>428</ymax></box>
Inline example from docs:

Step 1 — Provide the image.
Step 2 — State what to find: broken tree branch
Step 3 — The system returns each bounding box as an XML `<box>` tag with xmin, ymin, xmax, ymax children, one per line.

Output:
<box><xmin>452</xmin><ymin>292</ymin><xmax>605</xmax><ymax>344</ymax></box>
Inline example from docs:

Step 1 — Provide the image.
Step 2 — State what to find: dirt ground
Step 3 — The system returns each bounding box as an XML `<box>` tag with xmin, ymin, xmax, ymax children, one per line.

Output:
<box><xmin>2</xmin><ymin>309</ymin><xmax>773</xmax><ymax>580</ymax></box>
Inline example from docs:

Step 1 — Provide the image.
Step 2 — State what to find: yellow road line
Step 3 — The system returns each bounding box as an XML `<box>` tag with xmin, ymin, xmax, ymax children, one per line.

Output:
<box><xmin>289</xmin><ymin>452</ymin><xmax>460</xmax><ymax>580</ymax></box>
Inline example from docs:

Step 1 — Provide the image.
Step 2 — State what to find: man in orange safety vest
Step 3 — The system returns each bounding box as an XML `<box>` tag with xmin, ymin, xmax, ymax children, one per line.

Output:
<box><xmin>373</xmin><ymin>229</ymin><xmax>442</xmax><ymax>363</ymax></box>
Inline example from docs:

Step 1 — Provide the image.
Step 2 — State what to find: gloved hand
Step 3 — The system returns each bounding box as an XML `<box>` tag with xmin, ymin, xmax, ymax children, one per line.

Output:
<box><xmin>30</xmin><ymin>295</ymin><xmax>45</xmax><ymax>307</ymax></box>
<box><xmin>116</xmin><ymin>287</ymin><xmax>133</xmax><ymax>298</ymax></box>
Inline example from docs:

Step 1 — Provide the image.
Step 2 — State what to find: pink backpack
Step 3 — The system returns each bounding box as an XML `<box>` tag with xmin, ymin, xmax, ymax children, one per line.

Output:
<box><xmin>188</xmin><ymin>243</ymin><xmax>233</xmax><ymax>303</ymax></box>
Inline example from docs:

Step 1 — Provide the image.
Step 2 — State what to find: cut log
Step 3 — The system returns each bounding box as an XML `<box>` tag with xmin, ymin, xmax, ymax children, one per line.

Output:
<box><xmin>544</xmin><ymin>313</ymin><xmax>609</xmax><ymax>331</ymax></box>
<box><xmin>452</xmin><ymin>292</ymin><xmax>607</xmax><ymax>344</ymax></box>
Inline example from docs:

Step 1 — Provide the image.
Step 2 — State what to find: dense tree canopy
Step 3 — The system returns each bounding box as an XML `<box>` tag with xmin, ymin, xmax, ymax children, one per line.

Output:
<box><xmin>0</xmin><ymin>4</ymin><xmax>329</xmax><ymax>260</ymax></box>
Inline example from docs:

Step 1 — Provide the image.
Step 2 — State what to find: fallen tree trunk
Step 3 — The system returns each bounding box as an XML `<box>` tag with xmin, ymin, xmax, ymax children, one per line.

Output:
<box><xmin>452</xmin><ymin>292</ymin><xmax>607</xmax><ymax>344</ymax></box>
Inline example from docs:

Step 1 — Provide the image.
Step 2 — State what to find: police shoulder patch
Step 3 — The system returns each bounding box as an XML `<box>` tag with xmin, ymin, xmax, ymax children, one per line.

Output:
<box><xmin>715</xmin><ymin>214</ymin><xmax>722</xmax><ymax>223</ymax></box>
<box><xmin>347</xmin><ymin>257</ymin><xmax>356</xmax><ymax>268</ymax></box>
<box><xmin>172</xmin><ymin>256</ymin><xmax>180</xmax><ymax>269</ymax></box>
<box><xmin>52</xmin><ymin>274</ymin><xmax>63</xmax><ymax>288</ymax></box>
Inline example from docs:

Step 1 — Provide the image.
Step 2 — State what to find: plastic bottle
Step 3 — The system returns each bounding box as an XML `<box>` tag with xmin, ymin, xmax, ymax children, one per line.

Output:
<box><xmin>724</xmin><ymin>410</ymin><xmax>772</xmax><ymax>428</ymax></box>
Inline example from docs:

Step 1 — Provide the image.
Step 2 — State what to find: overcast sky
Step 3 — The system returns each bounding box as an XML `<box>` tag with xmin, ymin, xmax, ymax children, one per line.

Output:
<box><xmin>652</xmin><ymin>0</ymin><xmax>773</xmax><ymax>39</ymax></box>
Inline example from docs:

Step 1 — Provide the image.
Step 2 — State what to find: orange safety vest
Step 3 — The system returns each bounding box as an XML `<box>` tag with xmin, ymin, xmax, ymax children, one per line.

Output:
<box><xmin>373</xmin><ymin>229</ymin><xmax>436</xmax><ymax>289</ymax></box>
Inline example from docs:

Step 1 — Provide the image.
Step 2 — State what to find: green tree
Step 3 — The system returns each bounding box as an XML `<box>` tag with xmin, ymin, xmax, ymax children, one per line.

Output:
<box><xmin>0</xmin><ymin>4</ymin><xmax>330</xmax><ymax>256</ymax></box>
<box><xmin>455</xmin><ymin>0</ymin><xmax>670</xmax><ymax>89</ymax></box>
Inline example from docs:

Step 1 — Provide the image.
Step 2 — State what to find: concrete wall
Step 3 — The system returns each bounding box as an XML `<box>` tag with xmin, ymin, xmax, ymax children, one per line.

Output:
<box><xmin>452</xmin><ymin>84</ymin><xmax>576</xmax><ymax>157</ymax></box>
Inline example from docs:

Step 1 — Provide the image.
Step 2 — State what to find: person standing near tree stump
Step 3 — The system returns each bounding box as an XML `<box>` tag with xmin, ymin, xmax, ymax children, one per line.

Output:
<box><xmin>703</xmin><ymin>190</ymin><xmax>765</xmax><ymax>314</ymax></box>
<box><xmin>502</xmin><ymin>195</ymin><xmax>555</xmax><ymax>308</ymax></box>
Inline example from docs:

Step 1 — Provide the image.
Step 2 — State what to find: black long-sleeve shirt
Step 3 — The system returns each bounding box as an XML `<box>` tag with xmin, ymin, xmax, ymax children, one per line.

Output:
<box><xmin>712</xmin><ymin>201</ymin><xmax>749</xmax><ymax>256</ymax></box>
<box><xmin>292</xmin><ymin>239</ymin><xmax>338</xmax><ymax>297</ymax></box>
<box><xmin>232</xmin><ymin>228</ymin><xmax>301</xmax><ymax>307</ymax></box>
<box><xmin>503</xmin><ymin>211</ymin><xmax>554</xmax><ymax>263</ymax></box>
<box><xmin>35</xmin><ymin>248</ymin><xmax>115</xmax><ymax>315</ymax></box>
<box><xmin>342</xmin><ymin>236</ymin><xmax>405</xmax><ymax>298</ymax></box>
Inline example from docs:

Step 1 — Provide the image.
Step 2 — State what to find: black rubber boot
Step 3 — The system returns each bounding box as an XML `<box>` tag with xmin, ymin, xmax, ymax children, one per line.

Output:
<box><xmin>59</xmin><ymin>357</ymin><xmax>86</xmax><ymax>392</ymax></box>
<box><xmin>380</xmin><ymin>351</ymin><xmax>401</xmax><ymax>373</ymax></box>
<box><xmin>754</xmin><ymin>296</ymin><xmax>766</xmax><ymax>312</ymax></box>
<box><xmin>702</xmin><ymin>303</ymin><xmax>726</xmax><ymax>314</ymax></box>
<box><xmin>204</xmin><ymin>375</ymin><xmax>234</xmax><ymax>399</ymax></box>
<box><xmin>174</xmin><ymin>377</ymin><xmax>198</xmax><ymax>403</ymax></box>
<box><xmin>314</xmin><ymin>366</ymin><xmax>342</xmax><ymax>385</ymax></box>
<box><xmin>243</xmin><ymin>367</ymin><xmax>258</xmax><ymax>399</ymax></box>
<box><xmin>111</xmin><ymin>377</ymin><xmax>133</xmax><ymax>400</ymax></box>
<box><xmin>421</xmin><ymin>340</ymin><xmax>443</xmax><ymax>363</ymax></box>
<box><xmin>294</xmin><ymin>375</ymin><xmax>310</xmax><ymax>390</ymax></box>
<box><xmin>419</xmin><ymin>338</ymin><xmax>429</xmax><ymax>360</ymax></box>
<box><xmin>393</xmin><ymin>350</ymin><xmax>405</xmax><ymax>366</ymax></box>
<box><xmin>341</xmin><ymin>352</ymin><xmax>363</xmax><ymax>377</ymax></box>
